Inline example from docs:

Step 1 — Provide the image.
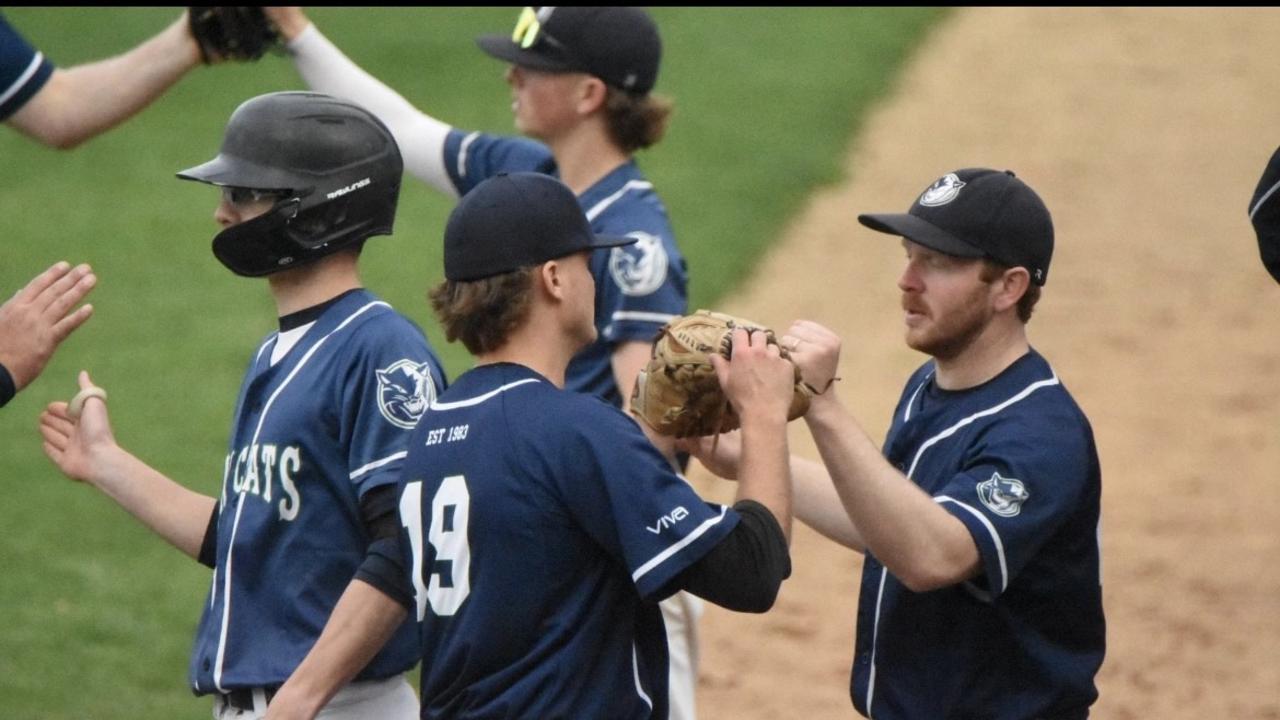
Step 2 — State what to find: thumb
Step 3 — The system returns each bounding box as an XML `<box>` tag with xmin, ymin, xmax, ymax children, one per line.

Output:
<box><xmin>79</xmin><ymin>370</ymin><xmax>95</xmax><ymax>390</ymax></box>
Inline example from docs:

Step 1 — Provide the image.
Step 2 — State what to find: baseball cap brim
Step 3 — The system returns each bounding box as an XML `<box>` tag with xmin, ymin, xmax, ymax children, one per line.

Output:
<box><xmin>857</xmin><ymin>213</ymin><xmax>985</xmax><ymax>259</ymax></box>
<box><xmin>586</xmin><ymin>233</ymin><xmax>637</xmax><ymax>251</ymax></box>
<box><xmin>475</xmin><ymin>34</ymin><xmax>578</xmax><ymax>73</ymax></box>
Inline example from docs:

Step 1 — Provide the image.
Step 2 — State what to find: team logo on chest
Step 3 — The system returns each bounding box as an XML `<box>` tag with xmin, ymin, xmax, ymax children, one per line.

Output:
<box><xmin>609</xmin><ymin>231</ymin><xmax>669</xmax><ymax>296</ymax></box>
<box><xmin>919</xmin><ymin>173</ymin><xmax>966</xmax><ymax>207</ymax></box>
<box><xmin>376</xmin><ymin>359</ymin><xmax>437</xmax><ymax>429</ymax></box>
<box><xmin>977</xmin><ymin>472</ymin><xmax>1030</xmax><ymax>517</ymax></box>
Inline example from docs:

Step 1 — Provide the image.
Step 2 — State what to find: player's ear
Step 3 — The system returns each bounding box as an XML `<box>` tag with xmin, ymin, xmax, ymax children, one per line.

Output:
<box><xmin>576</xmin><ymin>75</ymin><xmax>608</xmax><ymax>116</ymax></box>
<box><xmin>992</xmin><ymin>266</ymin><xmax>1030</xmax><ymax>313</ymax></box>
<box><xmin>538</xmin><ymin>259</ymin><xmax>566</xmax><ymax>301</ymax></box>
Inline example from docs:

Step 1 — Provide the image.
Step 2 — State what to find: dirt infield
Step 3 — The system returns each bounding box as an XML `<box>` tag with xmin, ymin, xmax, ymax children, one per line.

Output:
<box><xmin>690</xmin><ymin>8</ymin><xmax>1280</xmax><ymax>719</ymax></box>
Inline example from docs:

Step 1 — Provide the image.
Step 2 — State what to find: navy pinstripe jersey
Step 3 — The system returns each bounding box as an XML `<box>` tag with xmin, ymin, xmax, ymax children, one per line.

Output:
<box><xmin>851</xmin><ymin>349</ymin><xmax>1104</xmax><ymax>719</ymax></box>
<box><xmin>0</xmin><ymin>13</ymin><xmax>54</xmax><ymax>120</ymax></box>
<box><xmin>397</xmin><ymin>363</ymin><xmax>737</xmax><ymax>719</ymax></box>
<box><xmin>441</xmin><ymin>130</ymin><xmax>688</xmax><ymax>406</ymax></box>
<box><xmin>188</xmin><ymin>289</ymin><xmax>447</xmax><ymax>694</ymax></box>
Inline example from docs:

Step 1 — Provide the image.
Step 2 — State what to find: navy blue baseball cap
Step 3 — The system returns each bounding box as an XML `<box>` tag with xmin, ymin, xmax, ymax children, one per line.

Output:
<box><xmin>858</xmin><ymin>168</ymin><xmax>1055</xmax><ymax>286</ymax></box>
<box><xmin>1249</xmin><ymin>145</ymin><xmax>1280</xmax><ymax>284</ymax></box>
<box><xmin>444</xmin><ymin>172</ymin><xmax>635</xmax><ymax>281</ymax></box>
<box><xmin>476</xmin><ymin>7</ymin><xmax>661</xmax><ymax>94</ymax></box>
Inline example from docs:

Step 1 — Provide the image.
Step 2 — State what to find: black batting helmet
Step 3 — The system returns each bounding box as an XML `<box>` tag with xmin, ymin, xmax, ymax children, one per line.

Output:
<box><xmin>176</xmin><ymin>91</ymin><xmax>403</xmax><ymax>277</ymax></box>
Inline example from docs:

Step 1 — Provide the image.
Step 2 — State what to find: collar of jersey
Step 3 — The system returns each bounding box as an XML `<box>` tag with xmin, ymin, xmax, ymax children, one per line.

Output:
<box><xmin>277</xmin><ymin>287</ymin><xmax>365</xmax><ymax>332</ymax></box>
<box><xmin>574</xmin><ymin>158</ymin><xmax>644</xmax><ymax>211</ymax></box>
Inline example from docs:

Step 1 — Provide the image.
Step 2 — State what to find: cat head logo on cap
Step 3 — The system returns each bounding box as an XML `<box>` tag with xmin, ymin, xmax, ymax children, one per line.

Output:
<box><xmin>919</xmin><ymin>173</ymin><xmax>967</xmax><ymax>207</ymax></box>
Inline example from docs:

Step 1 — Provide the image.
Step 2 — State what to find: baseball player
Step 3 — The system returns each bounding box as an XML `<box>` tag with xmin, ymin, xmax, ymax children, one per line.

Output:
<box><xmin>398</xmin><ymin>171</ymin><xmax>794</xmax><ymax>719</ymax></box>
<box><xmin>265</xmin><ymin>7</ymin><xmax>706</xmax><ymax>715</ymax></box>
<box><xmin>0</xmin><ymin>262</ymin><xmax>96</xmax><ymax>410</ymax></box>
<box><xmin>1249</xmin><ymin>145</ymin><xmax>1280</xmax><ymax>283</ymax></box>
<box><xmin>38</xmin><ymin>91</ymin><xmax>446</xmax><ymax>719</ymax></box>
<box><xmin>1</xmin><ymin>10</ymin><xmax>203</xmax><ymax>148</ymax></box>
<box><xmin>690</xmin><ymin>169</ymin><xmax>1105</xmax><ymax>719</ymax></box>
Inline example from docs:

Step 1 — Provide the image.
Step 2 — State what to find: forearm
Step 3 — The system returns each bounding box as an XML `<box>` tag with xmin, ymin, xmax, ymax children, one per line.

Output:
<box><xmin>791</xmin><ymin>455</ymin><xmax>865</xmax><ymax>551</ymax></box>
<box><xmin>804</xmin><ymin>394</ymin><xmax>977</xmax><ymax>590</ymax></box>
<box><xmin>285</xmin><ymin>23</ymin><xmax>455</xmax><ymax>195</ymax></box>
<box><xmin>89</xmin><ymin>447</ymin><xmax>216</xmax><ymax>559</ymax></box>
<box><xmin>270</xmin><ymin>579</ymin><xmax>408</xmax><ymax>718</ymax></box>
<box><xmin>10</xmin><ymin>16</ymin><xmax>199</xmax><ymax>149</ymax></box>
<box><xmin>732</xmin><ymin>413</ymin><xmax>791</xmax><ymax>544</ymax></box>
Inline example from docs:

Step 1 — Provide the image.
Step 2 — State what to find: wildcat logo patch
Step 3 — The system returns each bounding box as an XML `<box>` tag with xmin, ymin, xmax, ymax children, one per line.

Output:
<box><xmin>376</xmin><ymin>360</ymin><xmax>436</xmax><ymax>429</ymax></box>
<box><xmin>977</xmin><ymin>472</ymin><xmax>1029</xmax><ymax>517</ymax></box>
<box><xmin>609</xmin><ymin>232</ymin><xmax>669</xmax><ymax>296</ymax></box>
<box><xmin>919</xmin><ymin>173</ymin><xmax>966</xmax><ymax>207</ymax></box>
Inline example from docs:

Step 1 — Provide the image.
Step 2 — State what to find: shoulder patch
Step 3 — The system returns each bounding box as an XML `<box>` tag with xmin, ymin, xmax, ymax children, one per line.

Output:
<box><xmin>977</xmin><ymin>471</ymin><xmax>1029</xmax><ymax>517</ymax></box>
<box><xmin>608</xmin><ymin>231</ymin><xmax>669</xmax><ymax>297</ymax></box>
<box><xmin>376</xmin><ymin>359</ymin><xmax>437</xmax><ymax>429</ymax></box>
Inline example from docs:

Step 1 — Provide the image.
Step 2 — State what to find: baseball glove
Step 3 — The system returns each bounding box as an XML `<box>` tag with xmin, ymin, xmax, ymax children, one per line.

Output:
<box><xmin>188</xmin><ymin>7</ymin><xmax>280</xmax><ymax>64</ymax></box>
<box><xmin>630</xmin><ymin>310</ymin><xmax>812</xmax><ymax>438</ymax></box>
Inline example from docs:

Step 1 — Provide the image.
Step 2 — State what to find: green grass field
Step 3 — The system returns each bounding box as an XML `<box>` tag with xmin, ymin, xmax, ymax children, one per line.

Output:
<box><xmin>0</xmin><ymin>8</ymin><xmax>943</xmax><ymax>718</ymax></box>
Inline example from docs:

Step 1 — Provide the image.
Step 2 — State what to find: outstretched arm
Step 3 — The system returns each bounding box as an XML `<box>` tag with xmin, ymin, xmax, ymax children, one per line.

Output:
<box><xmin>786</xmin><ymin>320</ymin><xmax>980</xmax><ymax>592</ymax></box>
<box><xmin>267</xmin><ymin>7</ymin><xmax>457</xmax><ymax>196</ymax></box>
<box><xmin>7</xmin><ymin>12</ymin><xmax>201</xmax><ymax>149</ymax></box>
<box><xmin>39</xmin><ymin>371</ymin><xmax>215</xmax><ymax>558</ymax></box>
<box><xmin>683</xmin><ymin>430</ymin><xmax>867</xmax><ymax>551</ymax></box>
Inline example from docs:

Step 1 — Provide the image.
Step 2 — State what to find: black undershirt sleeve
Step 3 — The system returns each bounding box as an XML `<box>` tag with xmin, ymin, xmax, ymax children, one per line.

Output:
<box><xmin>353</xmin><ymin>484</ymin><xmax>415</xmax><ymax>611</ymax></box>
<box><xmin>197</xmin><ymin>506</ymin><xmax>219</xmax><ymax>569</ymax></box>
<box><xmin>0</xmin><ymin>362</ymin><xmax>16</xmax><ymax>408</ymax></box>
<box><xmin>667</xmin><ymin>499</ymin><xmax>792</xmax><ymax>613</ymax></box>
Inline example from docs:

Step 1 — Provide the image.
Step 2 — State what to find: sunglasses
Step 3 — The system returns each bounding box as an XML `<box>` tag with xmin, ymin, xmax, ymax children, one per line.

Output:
<box><xmin>511</xmin><ymin>6</ymin><xmax>570</xmax><ymax>55</ymax></box>
<box><xmin>221</xmin><ymin>186</ymin><xmax>289</xmax><ymax>207</ymax></box>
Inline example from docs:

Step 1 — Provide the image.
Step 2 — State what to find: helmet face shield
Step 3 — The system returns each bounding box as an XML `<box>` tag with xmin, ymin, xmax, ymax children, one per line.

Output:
<box><xmin>178</xmin><ymin>92</ymin><xmax>404</xmax><ymax>277</ymax></box>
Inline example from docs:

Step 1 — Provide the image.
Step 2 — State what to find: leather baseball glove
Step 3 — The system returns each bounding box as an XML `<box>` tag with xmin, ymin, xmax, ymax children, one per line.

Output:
<box><xmin>188</xmin><ymin>7</ymin><xmax>280</xmax><ymax>64</ymax></box>
<box><xmin>630</xmin><ymin>310</ymin><xmax>812</xmax><ymax>438</ymax></box>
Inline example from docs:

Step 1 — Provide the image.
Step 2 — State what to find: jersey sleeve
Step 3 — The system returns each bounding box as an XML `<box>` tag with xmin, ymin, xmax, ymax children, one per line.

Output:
<box><xmin>545</xmin><ymin>399</ymin><xmax>739</xmax><ymax>601</ymax></box>
<box><xmin>0</xmin><ymin>14</ymin><xmax>54</xmax><ymax>120</ymax></box>
<box><xmin>441</xmin><ymin>128</ymin><xmax>557</xmax><ymax>197</ymax></box>
<box><xmin>593</xmin><ymin>217</ymin><xmax>689</xmax><ymax>347</ymax></box>
<box><xmin>339</xmin><ymin>314</ymin><xmax>448</xmax><ymax>497</ymax></box>
<box><xmin>933</xmin><ymin>408</ymin><xmax>1093</xmax><ymax>598</ymax></box>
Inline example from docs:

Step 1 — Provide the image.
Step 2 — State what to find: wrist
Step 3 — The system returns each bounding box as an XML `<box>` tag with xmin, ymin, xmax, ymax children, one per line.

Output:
<box><xmin>736</xmin><ymin>408</ymin><xmax>789</xmax><ymax>435</ymax></box>
<box><xmin>803</xmin><ymin>391</ymin><xmax>844</xmax><ymax>426</ymax></box>
<box><xmin>87</xmin><ymin>444</ymin><xmax>135</xmax><ymax>490</ymax></box>
<box><xmin>282</xmin><ymin>18</ymin><xmax>317</xmax><ymax>49</ymax></box>
<box><xmin>169</xmin><ymin>14</ymin><xmax>203</xmax><ymax>67</ymax></box>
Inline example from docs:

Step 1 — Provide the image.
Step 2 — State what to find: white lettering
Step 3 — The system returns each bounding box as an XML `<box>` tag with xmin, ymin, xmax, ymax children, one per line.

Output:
<box><xmin>233</xmin><ymin>446</ymin><xmax>250</xmax><ymax>493</ymax></box>
<box><xmin>645</xmin><ymin>506</ymin><xmax>690</xmax><ymax>534</ymax></box>
<box><xmin>243</xmin><ymin>443</ymin><xmax>261</xmax><ymax>496</ymax></box>
<box><xmin>447</xmin><ymin>424</ymin><xmax>469</xmax><ymax>442</ymax></box>
<box><xmin>260</xmin><ymin>444</ymin><xmax>277</xmax><ymax>503</ymax></box>
<box><xmin>278</xmin><ymin>447</ymin><xmax>302</xmax><ymax>521</ymax></box>
<box><xmin>425</xmin><ymin>428</ymin><xmax>446</xmax><ymax>446</ymax></box>
<box><xmin>325</xmin><ymin>177</ymin><xmax>371</xmax><ymax>200</ymax></box>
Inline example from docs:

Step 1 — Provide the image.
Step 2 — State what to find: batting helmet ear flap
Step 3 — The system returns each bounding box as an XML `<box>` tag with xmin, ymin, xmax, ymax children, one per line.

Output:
<box><xmin>211</xmin><ymin>200</ymin><xmax>307</xmax><ymax>277</ymax></box>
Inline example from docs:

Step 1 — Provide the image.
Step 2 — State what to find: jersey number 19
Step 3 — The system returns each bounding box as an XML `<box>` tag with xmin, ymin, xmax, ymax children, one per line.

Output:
<box><xmin>400</xmin><ymin>476</ymin><xmax>472</xmax><ymax>621</ymax></box>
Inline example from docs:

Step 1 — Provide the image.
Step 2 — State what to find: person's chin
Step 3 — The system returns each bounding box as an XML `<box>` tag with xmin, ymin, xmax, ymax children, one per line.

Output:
<box><xmin>903</xmin><ymin>326</ymin><xmax>935</xmax><ymax>355</ymax></box>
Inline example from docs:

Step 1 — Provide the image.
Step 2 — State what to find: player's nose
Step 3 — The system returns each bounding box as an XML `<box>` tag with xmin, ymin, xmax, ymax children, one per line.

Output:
<box><xmin>897</xmin><ymin>262</ymin><xmax>922</xmax><ymax>293</ymax></box>
<box><xmin>214</xmin><ymin>199</ymin><xmax>237</xmax><ymax>228</ymax></box>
